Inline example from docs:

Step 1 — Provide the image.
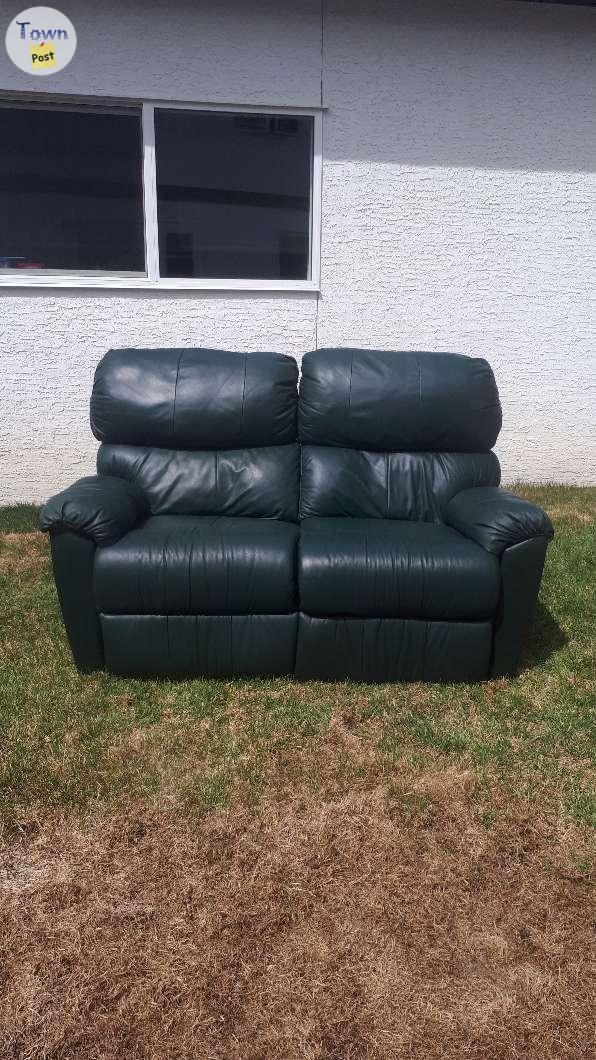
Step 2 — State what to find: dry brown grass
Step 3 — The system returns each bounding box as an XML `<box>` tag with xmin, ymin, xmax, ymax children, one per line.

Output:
<box><xmin>0</xmin><ymin>533</ymin><xmax>47</xmax><ymax>583</ymax></box>
<box><xmin>1</xmin><ymin>783</ymin><xmax>594</xmax><ymax>1060</ymax></box>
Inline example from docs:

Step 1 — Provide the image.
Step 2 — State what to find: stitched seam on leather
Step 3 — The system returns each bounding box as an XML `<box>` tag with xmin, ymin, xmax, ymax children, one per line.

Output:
<box><xmin>298</xmin><ymin>443</ymin><xmax>304</xmax><ymax>521</ymax></box>
<box><xmin>135</xmin><ymin>450</ymin><xmax>153</xmax><ymax>513</ymax></box>
<box><xmin>214</xmin><ymin>451</ymin><xmax>219</xmax><ymax>513</ymax></box>
<box><xmin>436</xmin><ymin>452</ymin><xmax>449</xmax><ymax>522</ymax></box>
<box><xmin>224</xmin><ymin>526</ymin><xmax>231</xmax><ymax>614</ymax></box>
<box><xmin>385</xmin><ymin>453</ymin><xmax>390</xmax><ymax>517</ymax></box>
<box><xmin>240</xmin><ymin>352</ymin><xmax>248</xmax><ymax>433</ymax></box>
<box><xmin>188</xmin><ymin>529</ymin><xmax>195</xmax><ymax>613</ymax></box>
<box><xmin>348</xmin><ymin>350</ymin><xmax>354</xmax><ymax>412</ymax></box>
<box><xmin>363</xmin><ymin>532</ymin><xmax>369</xmax><ymax>581</ymax></box>
<box><xmin>294</xmin><ymin>530</ymin><xmax>300</xmax><ymax>612</ymax></box>
<box><xmin>172</xmin><ymin>349</ymin><xmax>184</xmax><ymax>443</ymax></box>
<box><xmin>418</xmin><ymin>358</ymin><xmax>422</xmax><ymax>406</ymax></box>
<box><xmin>162</xmin><ymin>532</ymin><xmax>170</xmax><ymax>614</ymax></box>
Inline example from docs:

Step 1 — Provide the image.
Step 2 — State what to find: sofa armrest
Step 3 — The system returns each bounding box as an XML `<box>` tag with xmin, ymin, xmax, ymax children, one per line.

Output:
<box><xmin>40</xmin><ymin>475</ymin><xmax>148</xmax><ymax>547</ymax></box>
<box><xmin>445</xmin><ymin>487</ymin><xmax>554</xmax><ymax>556</ymax></box>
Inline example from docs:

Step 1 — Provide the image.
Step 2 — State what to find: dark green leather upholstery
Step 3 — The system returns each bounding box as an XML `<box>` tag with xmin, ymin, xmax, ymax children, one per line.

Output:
<box><xmin>40</xmin><ymin>475</ymin><xmax>148</xmax><ymax>546</ymax></box>
<box><xmin>102</xmin><ymin>614</ymin><xmax>297</xmax><ymax>678</ymax></box>
<box><xmin>445</xmin><ymin>487</ymin><xmax>554</xmax><ymax>555</ymax></box>
<box><xmin>299</xmin><ymin>348</ymin><xmax>502</xmax><ymax>451</ymax></box>
<box><xmin>95</xmin><ymin>515</ymin><xmax>298</xmax><ymax>615</ymax></box>
<box><xmin>295</xmin><ymin>616</ymin><xmax>492</xmax><ymax>683</ymax></box>
<box><xmin>91</xmin><ymin>347</ymin><xmax>298</xmax><ymax>448</ymax></box>
<box><xmin>300</xmin><ymin>448</ymin><xmax>500</xmax><ymax>521</ymax></box>
<box><xmin>41</xmin><ymin>346</ymin><xmax>553</xmax><ymax>681</ymax></box>
<box><xmin>299</xmin><ymin>518</ymin><xmax>499</xmax><ymax>619</ymax></box>
<box><xmin>491</xmin><ymin>536</ymin><xmax>551</xmax><ymax>677</ymax></box>
<box><xmin>49</xmin><ymin>530</ymin><xmax>104</xmax><ymax>672</ymax></box>
<box><xmin>92</xmin><ymin>348</ymin><xmax>300</xmax><ymax>522</ymax></box>
<box><xmin>98</xmin><ymin>443</ymin><xmax>299</xmax><ymax>521</ymax></box>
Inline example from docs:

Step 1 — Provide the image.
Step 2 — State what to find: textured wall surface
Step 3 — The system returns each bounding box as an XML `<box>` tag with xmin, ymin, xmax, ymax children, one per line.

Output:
<box><xmin>0</xmin><ymin>0</ymin><xmax>323</xmax><ymax>106</ymax></box>
<box><xmin>318</xmin><ymin>0</ymin><xmax>596</xmax><ymax>484</ymax></box>
<box><xmin>1</xmin><ymin>0</ymin><xmax>595</xmax><ymax>502</ymax></box>
<box><xmin>0</xmin><ymin>294</ymin><xmax>316</xmax><ymax>500</ymax></box>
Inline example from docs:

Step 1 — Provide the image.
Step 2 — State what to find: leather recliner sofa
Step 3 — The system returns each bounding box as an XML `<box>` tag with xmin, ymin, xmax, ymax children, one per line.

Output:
<box><xmin>40</xmin><ymin>347</ymin><xmax>553</xmax><ymax>682</ymax></box>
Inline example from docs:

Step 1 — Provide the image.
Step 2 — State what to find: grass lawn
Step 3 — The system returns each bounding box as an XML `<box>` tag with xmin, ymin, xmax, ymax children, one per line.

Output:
<box><xmin>0</xmin><ymin>485</ymin><xmax>594</xmax><ymax>1059</ymax></box>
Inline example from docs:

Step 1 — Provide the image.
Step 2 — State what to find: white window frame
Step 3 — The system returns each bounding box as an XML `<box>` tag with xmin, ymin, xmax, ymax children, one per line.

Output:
<box><xmin>0</xmin><ymin>98</ymin><xmax>322</xmax><ymax>292</ymax></box>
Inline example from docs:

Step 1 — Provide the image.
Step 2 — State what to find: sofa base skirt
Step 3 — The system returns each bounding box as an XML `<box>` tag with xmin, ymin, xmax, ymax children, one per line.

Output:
<box><xmin>295</xmin><ymin>615</ymin><xmax>492</xmax><ymax>683</ymax></box>
<box><xmin>100</xmin><ymin>613</ymin><xmax>298</xmax><ymax>678</ymax></box>
<box><xmin>100</xmin><ymin>612</ymin><xmax>492</xmax><ymax>682</ymax></box>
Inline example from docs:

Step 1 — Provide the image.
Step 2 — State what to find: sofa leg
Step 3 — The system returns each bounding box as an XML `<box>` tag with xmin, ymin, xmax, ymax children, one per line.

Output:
<box><xmin>491</xmin><ymin>536</ymin><xmax>549</xmax><ymax>678</ymax></box>
<box><xmin>50</xmin><ymin>530</ymin><xmax>104</xmax><ymax>673</ymax></box>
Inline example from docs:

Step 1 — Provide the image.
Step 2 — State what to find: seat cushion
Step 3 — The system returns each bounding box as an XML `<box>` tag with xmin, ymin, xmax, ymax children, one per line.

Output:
<box><xmin>299</xmin><ymin>518</ymin><xmax>500</xmax><ymax>620</ymax></box>
<box><xmin>94</xmin><ymin>515</ymin><xmax>298</xmax><ymax>615</ymax></box>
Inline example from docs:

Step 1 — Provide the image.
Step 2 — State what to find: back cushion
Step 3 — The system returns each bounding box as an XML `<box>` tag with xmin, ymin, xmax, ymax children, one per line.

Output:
<box><xmin>300</xmin><ymin>448</ymin><xmax>501</xmax><ymax>521</ymax></box>
<box><xmin>92</xmin><ymin>348</ymin><xmax>299</xmax><ymax>520</ymax></box>
<box><xmin>98</xmin><ymin>443</ymin><xmax>299</xmax><ymax>522</ymax></box>
<box><xmin>299</xmin><ymin>349</ymin><xmax>502</xmax><ymax>520</ymax></box>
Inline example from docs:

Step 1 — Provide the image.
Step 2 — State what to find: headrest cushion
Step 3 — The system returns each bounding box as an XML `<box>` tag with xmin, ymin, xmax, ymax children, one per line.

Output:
<box><xmin>298</xmin><ymin>348</ymin><xmax>501</xmax><ymax>451</ymax></box>
<box><xmin>91</xmin><ymin>348</ymin><xmax>298</xmax><ymax>448</ymax></box>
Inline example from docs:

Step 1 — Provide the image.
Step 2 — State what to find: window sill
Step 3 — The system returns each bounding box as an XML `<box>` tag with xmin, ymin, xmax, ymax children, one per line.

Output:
<box><xmin>0</xmin><ymin>275</ymin><xmax>320</xmax><ymax>293</ymax></box>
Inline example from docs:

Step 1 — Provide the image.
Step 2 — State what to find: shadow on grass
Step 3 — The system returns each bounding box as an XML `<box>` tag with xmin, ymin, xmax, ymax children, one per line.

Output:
<box><xmin>522</xmin><ymin>602</ymin><xmax>568</xmax><ymax>668</ymax></box>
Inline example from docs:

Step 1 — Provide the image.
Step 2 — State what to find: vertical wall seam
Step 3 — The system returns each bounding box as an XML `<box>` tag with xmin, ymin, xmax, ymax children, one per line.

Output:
<box><xmin>315</xmin><ymin>0</ymin><xmax>324</xmax><ymax>350</ymax></box>
<box><xmin>320</xmin><ymin>0</ymin><xmax>324</xmax><ymax>108</ymax></box>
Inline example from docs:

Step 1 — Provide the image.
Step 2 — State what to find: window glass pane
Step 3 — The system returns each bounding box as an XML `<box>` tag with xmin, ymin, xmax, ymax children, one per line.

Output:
<box><xmin>0</xmin><ymin>105</ymin><xmax>144</xmax><ymax>273</ymax></box>
<box><xmin>155</xmin><ymin>110</ymin><xmax>313</xmax><ymax>280</ymax></box>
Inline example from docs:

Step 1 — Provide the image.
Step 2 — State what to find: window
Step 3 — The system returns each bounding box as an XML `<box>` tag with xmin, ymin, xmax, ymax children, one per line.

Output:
<box><xmin>155</xmin><ymin>110</ymin><xmax>312</xmax><ymax>280</ymax></box>
<box><xmin>0</xmin><ymin>103</ymin><xmax>144</xmax><ymax>274</ymax></box>
<box><xmin>0</xmin><ymin>100</ymin><xmax>321</xmax><ymax>290</ymax></box>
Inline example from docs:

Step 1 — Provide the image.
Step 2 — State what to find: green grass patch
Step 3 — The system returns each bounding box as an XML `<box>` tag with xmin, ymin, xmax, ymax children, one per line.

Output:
<box><xmin>0</xmin><ymin>502</ymin><xmax>40</xmax><ymax>532</ymax></box>
<box><xmin>565</xmin><ymin>780</ymin><xmax>596</xmax><ymax>828</ymax></box>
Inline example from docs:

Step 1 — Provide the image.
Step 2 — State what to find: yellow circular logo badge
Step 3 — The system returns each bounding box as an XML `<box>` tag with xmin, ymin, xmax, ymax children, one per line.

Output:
<box><xmin>5</xmin><ymin>6</ymin><xmax>76</xmax><ymax>76</ymax></box>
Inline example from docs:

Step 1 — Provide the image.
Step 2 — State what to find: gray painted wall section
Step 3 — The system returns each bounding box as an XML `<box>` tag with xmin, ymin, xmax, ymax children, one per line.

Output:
<box><xmin>0</xmin><ymin>0</ymin><xmax>595</xmax><ymax>501</ymax></box>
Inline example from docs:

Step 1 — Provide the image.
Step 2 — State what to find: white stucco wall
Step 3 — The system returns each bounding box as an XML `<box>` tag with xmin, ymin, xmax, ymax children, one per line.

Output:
<box><xmin>1</xmin><ymin>0</ymin><xmax>595</xmax><ymax>502</ymax></box>
<box><xmin>318</xmin><ymin>0</ymin><xmax>596</xmax><ymax>484</ymax></box>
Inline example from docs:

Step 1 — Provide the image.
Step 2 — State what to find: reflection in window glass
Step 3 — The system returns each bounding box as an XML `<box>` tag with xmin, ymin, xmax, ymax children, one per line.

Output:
<box><xmin>0</xmin><ymin>105</ymin><xmax>145</xmax><ymax>273</ymax></box>
<box><xmin>154</xmin><ymin>110</ymin><xmax>313</xmax><ymax>280</ymax></box>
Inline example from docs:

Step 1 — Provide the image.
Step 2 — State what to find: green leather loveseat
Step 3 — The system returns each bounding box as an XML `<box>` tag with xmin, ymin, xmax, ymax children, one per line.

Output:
<box><xmin>40</xmin><ymin>347</ymin><xmax>553</xmax><ymax>682</ymax></box>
